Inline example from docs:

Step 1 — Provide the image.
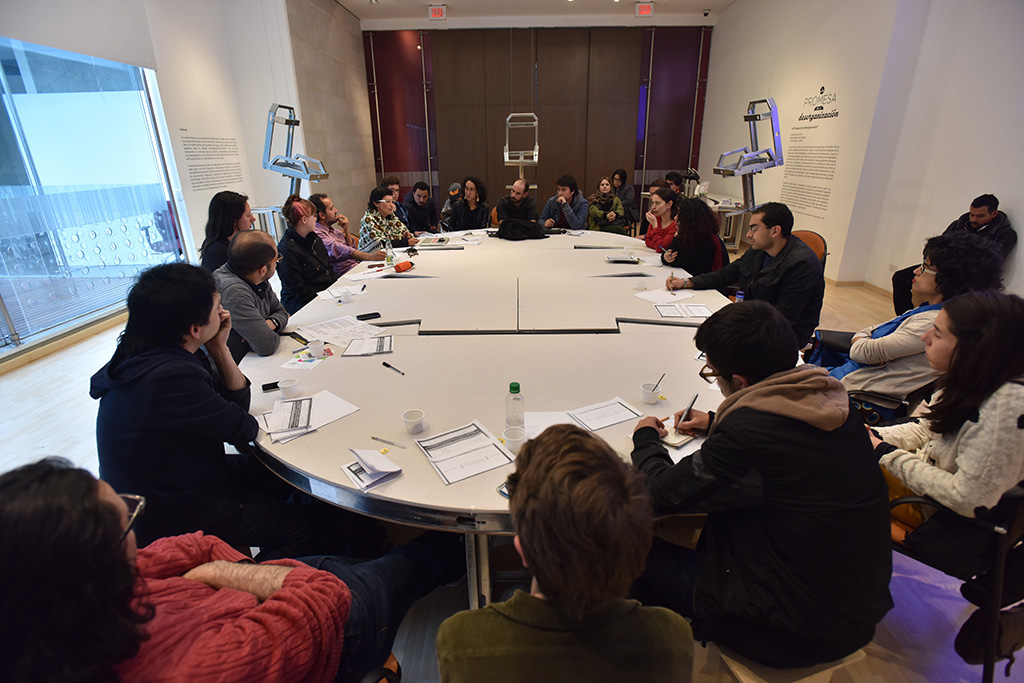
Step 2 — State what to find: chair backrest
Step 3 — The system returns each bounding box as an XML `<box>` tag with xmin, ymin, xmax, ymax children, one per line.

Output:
<box><xmin>490</xmin><ymin>206</ymin><xmax>499</xmax><ymax>227</ymax></box>
<box><xmin>793</xmin><ymin>229</ymin><xmax>828</xmax><ymax>269</ymax></box>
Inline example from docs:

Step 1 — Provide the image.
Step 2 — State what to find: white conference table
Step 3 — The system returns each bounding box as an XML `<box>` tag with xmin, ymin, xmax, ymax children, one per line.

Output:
<box><xmin>241</xmin><ymin>230</ymin><xmax>729</xmax><ymax>607</ymax></box>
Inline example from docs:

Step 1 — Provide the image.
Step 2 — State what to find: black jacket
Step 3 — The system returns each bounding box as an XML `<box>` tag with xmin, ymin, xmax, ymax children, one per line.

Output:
<box><xmin>90</xmin><ymin>346</ymin><xmax>259</xmax><ymax>545</ymax></box>
<box><xmin>277</xmin><ymin>227</ymin><xmax>339</xmax><ymax>314</ymax></box>
<box><xmin>402</xmin><ymin>191</ymin><xmax>440</xmax><ymax>233</ymax></box>
<box><xmin>689</xmin><ymin>235</ymin><xmax>824</xmax><ymax>342</ymax></box>
<box><xmin>495</xmin><ymin>195</ymin><xmax>539</xmax><ymax>224</ymax></box>
<box><xmin>942</xmin><ymin>210</ymin><xmax>1017</xmax><ymax>259</ymax></box>
<box><xmin>631</xmin><ymin>366</ymin><xmax>893</xmax><ymax>667</ymax></box>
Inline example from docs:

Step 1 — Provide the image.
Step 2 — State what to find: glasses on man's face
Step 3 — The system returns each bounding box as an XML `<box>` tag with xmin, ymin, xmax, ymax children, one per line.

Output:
<box><xmin>917</xmin><ymin>262</ymin><xmax>937</xmax><ymax>275</ymax></box>
<box><xmin>275</xmin><ymin>253</ymin><xmax>284</xmax><ymax>263</ymax></box>
<box><xmin>118</xmin><ymin>494</ymin><xmax>146</xmax><ymax>542</ymax></box>
<box><xmin>698</xmin><ymin>362</ymin><xmax>727</xmax><ymax>384</ymax></box>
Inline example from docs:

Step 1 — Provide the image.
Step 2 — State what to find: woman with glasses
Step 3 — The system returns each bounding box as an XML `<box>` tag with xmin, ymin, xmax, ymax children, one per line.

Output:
<box><xmin>448</xmin><ymin>177</ymin><xmax>490</xmax><ymax>233</ymax></box>
<box><xmin>809</xmin><ymin>234</ymin><xmax>1003</xmax><ymax>423</ymax></box>
<box><xmin>868</xmin><ymin>292</ymin><xmax>1024</xmax><ymax>563</ymax></box>
<box><xmin>359</xmin><ymin>186</ymin><xmax>418</xmax><ymax>251</ymax></box>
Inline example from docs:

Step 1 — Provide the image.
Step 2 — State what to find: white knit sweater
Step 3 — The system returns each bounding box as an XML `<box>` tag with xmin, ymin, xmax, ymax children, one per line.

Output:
<box><xmin>876</xmin><ymin>381</ymin><xmax>1024</xmax><ymax>517</ymax></box>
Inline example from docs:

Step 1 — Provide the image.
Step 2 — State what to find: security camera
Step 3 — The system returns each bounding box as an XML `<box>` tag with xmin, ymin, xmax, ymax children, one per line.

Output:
<box><xmin>702</xmin><ymin>9</ymin><xmax>710</xmax><ymax>17</ymax></box>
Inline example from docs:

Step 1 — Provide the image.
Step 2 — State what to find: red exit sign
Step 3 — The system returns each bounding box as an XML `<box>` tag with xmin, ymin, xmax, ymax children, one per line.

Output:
<box><xmin>635</xmin><ymin>2</ymin><xmax>654</xmax><ymax>17</ymax></box>
<box><xmin>428</xmin><ymin>4</ymin><xmax>446</xmax><ymax>20</ymax></box>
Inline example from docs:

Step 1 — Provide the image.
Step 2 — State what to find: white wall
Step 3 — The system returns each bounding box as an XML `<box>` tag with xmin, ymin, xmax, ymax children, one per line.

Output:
<box><xmin>864</xmin><ymin>0</ymin><xmax>1024</xmax><ymax>295</ymax></box>
<box><xmin>698</xmin><ymin>0</ymin><xmax>903</xmax><ymax>282</ymax></box>
<box><xmin>143</xmin><ymin>0</ymin><xmax>302</xmax><ymax>258</ymax></box>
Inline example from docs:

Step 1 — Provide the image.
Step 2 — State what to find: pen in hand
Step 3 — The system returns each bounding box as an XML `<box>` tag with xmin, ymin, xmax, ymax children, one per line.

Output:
<box><xmin>382</xmin><ymin>361</ymin><xmax>405</xmax><ymax>376</ymax></box>
<box><xmin>676</xmin><ymin>393</ymin><xmax>699</xmax><ymax>432</ymax></box>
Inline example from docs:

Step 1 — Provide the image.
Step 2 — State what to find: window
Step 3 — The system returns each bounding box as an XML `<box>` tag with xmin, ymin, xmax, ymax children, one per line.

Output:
<box><xmin>0</xmin><ymin>37</ymin><xmax>183</xmax><ymax>350</ymax></box>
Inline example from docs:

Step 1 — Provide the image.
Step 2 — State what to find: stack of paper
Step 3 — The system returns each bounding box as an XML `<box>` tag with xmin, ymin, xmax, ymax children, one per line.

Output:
<box><xmin>343</xmin><ymin>335</ymin><xmax>394</xmax><ymax>356</ymax></box>
<box><xmin>316</xmin><ymin>285</ymin><xmax>365</xmax><ymax>301</ymax></box>
<box><xmin>296</xmin><ymin>316</ymin><xmax>385</xmax><ymax>348</ymax></box>
<box><xmin>416</xmin><ymin>421</ymin><xmax>513</xmax><ymax>485</ymax></box>
<box><xmin>655</xmin><ymin>303</ymin><xmax>713</xmax><ymax>318</ymax></box>
<box><xmin>567</xmin><ymin>397</ymin><xmax>641</xmax><ymax>431</ymax></box>
<box><xmin>259</xmin><ymin>390</ymin><xmax>360</xmax><ymax>443</ymax></box>
<box><xmin>343</xmin><ymin>448</ymin><xmax>402</xmax><ymax>490</ymax></box>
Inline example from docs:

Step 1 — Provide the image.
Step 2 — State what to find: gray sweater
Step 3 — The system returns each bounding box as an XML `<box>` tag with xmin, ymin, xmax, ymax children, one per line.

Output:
<box><xmin>213</xmin><ymin>265</ymin><xmax>288</xmax><ymax>356</ymax></box>
<box><xmin>877</xmin><ymin>381</ymin><xmax>1024</xmax><ymax>517</ymax></box>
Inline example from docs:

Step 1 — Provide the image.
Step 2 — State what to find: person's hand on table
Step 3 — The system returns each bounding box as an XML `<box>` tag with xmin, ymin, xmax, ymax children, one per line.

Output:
<box><xmin>665</xmin><ymin>275</ymin><xmax>690</xmax><ymax>291</ymax></box>
<box><xmin>544</xmin><ymin>218</ymin><xmax>555</xmax><ymax>228</ymax></box>
<box><xmin>634</xmin><ymin>415</ymin><xmax>668</xmax><ymax>437</ymax></box>
<box><xmin>663</xmin><ymin>249</ymin><xmax>678</xmax><ymax>264</ymax></box>
<box><xmin>366</xmin><ymin>250</ymin><xmax>387</xmax><ymax>261</ymax></box>
<box><xmin>674</xmin><ymin>409</ymin><xmax>710</xmax><ymax>436</ymax></box>
<box><xmin>407</xmin><ymin>235</ymin><xmax>420</xmax><ymax>246</ymax></box>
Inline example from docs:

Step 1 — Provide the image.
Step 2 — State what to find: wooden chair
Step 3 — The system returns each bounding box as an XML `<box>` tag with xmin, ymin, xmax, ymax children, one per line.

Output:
<box><xmin>792</xmin><ymin>230</ymin><xmax>829</xmax><ymax>269</ymax></box>
<box><xmin>890</xmin><ymin>483</ymin><xmax>1024</xmax><ymax>682</ymax></box>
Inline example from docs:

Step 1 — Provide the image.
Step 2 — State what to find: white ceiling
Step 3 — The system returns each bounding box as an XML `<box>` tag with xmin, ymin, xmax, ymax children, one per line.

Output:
<box><xmin>338</xmin><ymin>0</ymin><xmax>737</xmax><ymax>30</ymax></box>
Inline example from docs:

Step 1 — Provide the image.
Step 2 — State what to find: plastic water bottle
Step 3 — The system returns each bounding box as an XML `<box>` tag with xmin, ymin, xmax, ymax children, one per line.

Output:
<box><xmin>506</xmin><ymin>382</ymin><xmax>524</xmax><ymax>428</ymax></box>
<box><xmin>735</xmin><ymin>290</ymin><xmax>745</xmax><ymax>302</ymax></box>
<box><xmin>385</xmin><ymin>242</ymin><xmax>395</xmax><ymax>267</ymax></box>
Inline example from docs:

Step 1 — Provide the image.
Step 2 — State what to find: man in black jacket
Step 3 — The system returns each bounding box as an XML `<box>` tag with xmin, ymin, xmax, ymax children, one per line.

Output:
<box><xmin>90</xmin><ymin>263</ymin><xmax>373</xmax><ymax>559</ymax></box>
<box><xmin>891</xmin><ymin>194</ymin><xmax>1016</xmax><ymax>314</ymax></box>
<box><xmin>630</xmin><ymin>301</ymin><xmax>893</xmax><ymax>668</ymax></box>
<box><xmin>666</xmin><ymin>202</ymin><xmax>824</xmax><ymax>344</ymax></box>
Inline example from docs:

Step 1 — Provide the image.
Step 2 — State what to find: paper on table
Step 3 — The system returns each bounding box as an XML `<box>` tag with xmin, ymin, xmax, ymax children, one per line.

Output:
<box><xmin>655</xmin><ymin>304</ymin><xmax>685</xmax><ymax>318</ymax></box>
<box><xmin>415</xmin><ymin>421</ymin><xmax>513</xmax><ymax>485</ymax></box>
<box><xmin>316</xmin><ymin>285</ymin><xmax>364</xmax><ymax>300</ymax></box>
<box><xmin>264</xmin><ymin>397</ymin><xmax>313</xmax><ymax>434</ymax></box>
<box><xmin>524</xmin><ymin>411</ymin><xmax>572</xmax><ymax>438</ymax></box>
<box><xmin>635</xmin><ymin>289</ymin><xmax>694</xmax><ymax>304</ymax></box>
<box><xmin>568</xmin><ymin>397</ymin><xmax>642</xmax><ymax>432</ymax></box>
<box><xmin>261</xmin><ymin>390</ymin><xmax>359</xmax><ymax>443</ymax></box>
<box><xmin>640</xmin><ymin>254</ymin><xmax>663</xmax><ymax>266</ymax></box>
<box><xmin>343</xmin><ymin>448</ymin><xmax>402</xmax><ymax>490</ymax></box>
<box><xmin>683</xmin><ymin>303</ymin><xmax>713</xmax><ymax>318</ymax></box>
<box><xmin>343</xmin><ymin>335</ymin><xmax>394</xmax><ymax>356</ymax></box>
<box><xmin>297</xmin><ymin>316</ymin><xmax>385</xmax><ymax>347</ymax></box>
<box><xmin>281</xmin><ymin>354</ymin><xmax>328</xmax><ymax>370</ymax></box>
<box><xmin>343</xmin><ymin>268</ymin><xmax>390</xmax><ymax>282</ymax></box>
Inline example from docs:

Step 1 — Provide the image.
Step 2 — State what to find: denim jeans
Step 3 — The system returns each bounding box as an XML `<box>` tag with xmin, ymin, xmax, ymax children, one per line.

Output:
<box><xmin>631</xmin><ymin>538</ymin><xmax>704</xmax><ymax>618</ymax></box>
<box><xmin>300</xmin><ymin>531</ymin><xmax>464</xmax><ymax>683</ymax></box>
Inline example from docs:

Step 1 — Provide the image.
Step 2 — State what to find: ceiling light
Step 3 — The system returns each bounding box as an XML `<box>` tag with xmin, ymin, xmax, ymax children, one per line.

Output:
<box><xmin>369</xmin><ymin>0</ymin><xmax>377</xmax><ymax>4</ymax></box>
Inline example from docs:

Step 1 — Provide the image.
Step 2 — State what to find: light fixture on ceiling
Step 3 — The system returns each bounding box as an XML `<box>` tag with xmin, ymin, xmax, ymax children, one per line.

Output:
<box><xmin>369</xmin><ymin>0</ymin><xmax>377</xmax><ymax>4</ymax></box>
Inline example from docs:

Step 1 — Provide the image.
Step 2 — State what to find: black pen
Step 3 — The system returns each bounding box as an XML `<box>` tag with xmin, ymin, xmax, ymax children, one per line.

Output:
<box><xmin>680</xmin><ymin>393</ymin><xmax>699</xmax><ymax>424</ymax></box>
<box><xmin>382</xmin><ymin>361</ymin><xmax>405</xmax><ymax>376</ymax></box>
<box><xmin>360</xmin><ymin>284</ymin><xmax>367</xmax><ymax>292</ymax></box>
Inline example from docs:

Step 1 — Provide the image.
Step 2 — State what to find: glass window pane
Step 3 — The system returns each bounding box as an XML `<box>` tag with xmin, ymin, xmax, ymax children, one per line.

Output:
<box><xmin>0</xmin><ymin>37</ymin><xmax>183</xmax><ymax>348</ymax></box>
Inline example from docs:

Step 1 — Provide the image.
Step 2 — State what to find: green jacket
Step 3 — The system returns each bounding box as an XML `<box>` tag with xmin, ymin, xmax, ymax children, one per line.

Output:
<box><xmin>437</xmin><ymin>591</ymin><xmax>693</xmax><ymax>682</ymax></box>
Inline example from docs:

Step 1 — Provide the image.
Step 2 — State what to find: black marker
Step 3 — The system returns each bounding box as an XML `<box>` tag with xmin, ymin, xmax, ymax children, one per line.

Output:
<box><xmin>382</xmin><ymin>361</ymin><xmax>405</xmax><ymax>376</ymax></box>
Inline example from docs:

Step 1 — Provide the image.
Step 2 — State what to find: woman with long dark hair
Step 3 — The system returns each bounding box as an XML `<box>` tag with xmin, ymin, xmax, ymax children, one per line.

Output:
<box><xmin>612</xmin><ymin>168</ymin><xmax>636</xmax><ymax>227</ymax></box>
<box><xmin>643</xmin><ymin>187</ymin><xmax>678</xmax><ymax>253</ymax></box>
<box><xmin>661</xmin><ymin>197</ymin><xmax>727</xmax><ymax>275</ymax></box>
<box><xmin>200</xmin><ymin>190</ymin><xmax>254</xmax><ymax>271</ymax></box>
<box><xmin>870</xmin><ymin>291</ymin><xmax>1024</xmax><ymax>535</ymax></box>
<box><xmin>449</xmin><ymin>177</ymin><xmax>491</xmax><ymax>232</ymax></box>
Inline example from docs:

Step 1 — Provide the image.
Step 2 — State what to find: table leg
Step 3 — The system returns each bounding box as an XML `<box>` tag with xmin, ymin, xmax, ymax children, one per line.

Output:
<box><xmin>465</xmin><ymin>532</ymin><xmax>480</xmax><ymax>610</ymax></box>
<box><xmin>477</xmin><ymin>533</ymin><xmax>491</xmax><ymax>607</ymax></box>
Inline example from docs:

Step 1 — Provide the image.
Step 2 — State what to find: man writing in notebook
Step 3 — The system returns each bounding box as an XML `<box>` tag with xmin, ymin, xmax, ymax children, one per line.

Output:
<box><xmin>630</xmin><ymin>300</ymin><xmax>893</xmax><ymax>668</ymax></box>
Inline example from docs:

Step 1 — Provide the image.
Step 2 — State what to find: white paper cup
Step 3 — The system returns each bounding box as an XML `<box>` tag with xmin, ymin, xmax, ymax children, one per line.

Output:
<box><xmin>339</xmin><ymin>291</ymin><xmax>353</xmax><ymax>303</ymax></box>
<box><xmin>640</xmin><ymin>382</ymin><xmax>660</xmax><ymax>405</ymax></box>
<box><xmin>402</xmin><ymin>409</ymin><xmax>425</xmax><ymax>434</ymax></box>
<box><xmin>307</xmin><ymin>340</ymin><xmax>325</xmax><ymax>357</ymax></box>
<box><xmin>635</xmin><ymin>278</ymin><xmax>647</xmax><ymax>291</ymax></box>
<box><xmin>502</xmin><ymin>427</ymin><xmax>527</xmax><ymax>455</ymax></box>
<box><xmin>279</xmin><ymin>378</ymin><xmax>300</xmax><ymax>398</ymax></box>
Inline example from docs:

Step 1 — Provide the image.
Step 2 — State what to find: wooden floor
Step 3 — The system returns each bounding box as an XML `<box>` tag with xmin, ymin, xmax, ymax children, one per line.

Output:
<box><xmin>0</xmin><ymin>280</ymin><xmax>993</xmax><ymax>682</ymax></box>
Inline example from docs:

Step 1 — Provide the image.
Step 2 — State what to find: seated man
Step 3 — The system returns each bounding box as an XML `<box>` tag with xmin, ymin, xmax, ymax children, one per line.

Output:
<box><xmin>0</xmin><ymin>458</ymin><xmax>463</xmax><ymax>683</ymax></box>
<box><xmin>495</xmin><ymin>178</ymin><xmax>539</xmax><ymax>225</ymax></box>
<box><xmin>539</xmin><ymin>175</ymin><xmax>588</xmax><ymax>232</ymax></box>
<box><xmin>666</xmin><ymin>202</ymin><xmax>824</xmax><ymax>344</ymax></box>
<box><xmin>437</xmin><ymin>424</ymin><xmax>693</xmax><ymax>682</ymax></box>
<box><xmin>892</xmin><ymin>194</ymin><xmax>1016</xmax><ymax>315</ymax></box>
<box><xmin>310</xmin><ymin>192</ymin><xmax>386</xmax><ymax>276</ymax></box>
<box><xmin>631</xmin><ymin>301</ymin><xmax>893</xmax><ymax>668</ymax></box>
<box><xmin>213</xmin><ymin>230</ymin><xmax>288</xmax><ymax>360</ymax></box>
<box><xmin>382</xmin><ymin>175</ymin><xmax>410</xmax><ymax>227</ymax></box>
<box><xmin>402</xmin><ymin>181</ymin><xmax>440</xmax><ymax>235</ymax></box>
<box><xmin>90</xmin><ymin>262</ymin><xmax>367</xmax><ymax>559</ymax></box>
<box><xmin>810</xmin><ymin>233</ymin><xmax>1003</xmax><ymax>421</ymax></box>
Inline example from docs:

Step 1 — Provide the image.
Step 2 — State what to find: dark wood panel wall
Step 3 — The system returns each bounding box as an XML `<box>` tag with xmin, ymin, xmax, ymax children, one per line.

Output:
<box><xmin>365</xmin><ymin>26</ymin><xmax>707</xmax><ymax>211</ymax></box>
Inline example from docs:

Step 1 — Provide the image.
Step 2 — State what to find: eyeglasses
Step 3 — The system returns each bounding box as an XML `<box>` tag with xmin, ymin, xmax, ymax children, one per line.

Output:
<box><xmin>118</xmin><ymin>494</ymin><xmax>146</xmax><ymax>542</ymax></box>
<box><xmin>698</xmin><ymin>362</ymin><xmax>728</xmax><ymax>384</ymax></box>
<box><xmin>917</xmin><ymin>262</ymin><xmax>937</xmax><ymax>275</ymax></box>
<box><xmin>274</xmin><ymin>253</ymin><xmax>284</xmax><ymax>263</ymax></box>
<box><xmin>747</xmin><ymin>224</ymin><xmax>771</xmax><ymax>234</ymax></box>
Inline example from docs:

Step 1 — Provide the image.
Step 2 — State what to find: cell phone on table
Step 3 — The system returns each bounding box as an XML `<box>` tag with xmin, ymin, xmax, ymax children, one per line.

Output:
<box><xmin>497</xmin><ymin>481</ymin><xmax>510</xmax><ymax>499</ymax></box>
<box><xmin>356</xmin><ymin>312</ymin><xmax>381</xmax><ymax>321</ymax></box>
<box><xmin>262</xmin><ymin>381</ymin><xmax>279</xmax><ymax>393</ymax></box>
